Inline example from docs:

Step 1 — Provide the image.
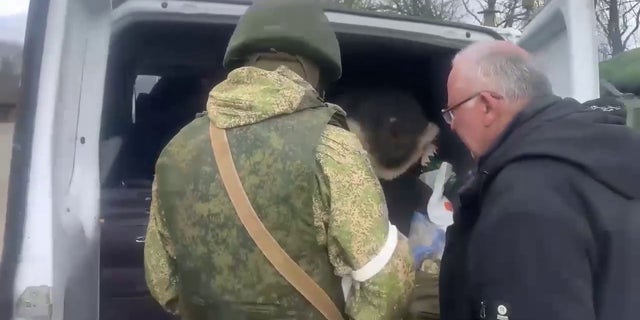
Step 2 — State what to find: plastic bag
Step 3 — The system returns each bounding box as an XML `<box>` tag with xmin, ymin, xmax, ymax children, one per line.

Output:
<box><xmin>408</xmin><ymin>212</ymin><xmax>446</xmax><ymax>265</ymax></box>
<box><xmin>408</xmin><ymin>160</ymin><xmax>456</xmax><ymax>270</ymax></box>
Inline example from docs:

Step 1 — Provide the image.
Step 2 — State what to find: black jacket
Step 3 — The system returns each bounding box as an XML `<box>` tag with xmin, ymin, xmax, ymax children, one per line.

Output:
<box><xmin>439</xmin><ymin>95</ymin><xmax>640</xmax><ymax>320</ymax></box>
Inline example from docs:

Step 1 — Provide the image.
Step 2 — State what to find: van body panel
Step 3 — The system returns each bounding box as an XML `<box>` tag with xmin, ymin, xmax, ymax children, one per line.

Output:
<box><xmin>111</xmin><ymin>1</ymin><xmax>501</xmax><ymax>46</ymax></box>
<box><xmin>519</xmin><ymin>0</ymin><xmax>599</xmax><ymax>102</ymax></box>
<box><xmin>3</xmin><ymin>0</ymin><xmax>597</xmax><ymax>318</ymax></box>
<box><xmin>4</xmin><ymin>0</ymin><xmax>112</xmax><ymax>319</ymax></box>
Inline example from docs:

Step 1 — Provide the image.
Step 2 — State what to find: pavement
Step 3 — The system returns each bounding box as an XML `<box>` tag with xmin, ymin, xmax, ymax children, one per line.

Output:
<box><xmin>0</xmin><ymin>122</ymin><xmax>15</xmax><ymax>262</ymax></box>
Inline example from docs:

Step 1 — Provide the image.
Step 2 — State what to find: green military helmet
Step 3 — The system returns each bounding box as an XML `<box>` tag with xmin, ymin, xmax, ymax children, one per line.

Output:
<box><xmin>223</xmin><ymin>0</ymin><xmax>342</xmax><ymax>82</ymax></box>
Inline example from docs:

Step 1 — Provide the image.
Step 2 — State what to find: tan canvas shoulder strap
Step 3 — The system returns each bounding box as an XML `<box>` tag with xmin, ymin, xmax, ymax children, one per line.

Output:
<box><xmin>208</xmin><ymin>123</ymin><xmax>345</xmax><ymax>320</ymax></box>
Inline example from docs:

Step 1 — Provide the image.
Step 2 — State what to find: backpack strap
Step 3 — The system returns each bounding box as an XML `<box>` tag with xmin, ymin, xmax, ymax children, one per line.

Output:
<box><xmin>208</xmin><ymin>123</ymin><xmax>345</xmax><ymax>320</ymax></box>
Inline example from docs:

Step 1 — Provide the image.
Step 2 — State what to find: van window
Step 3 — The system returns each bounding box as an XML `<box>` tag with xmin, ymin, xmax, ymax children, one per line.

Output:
<box><xmin>132</xmin><ymin>75</ymin><xmax>160</xmax><ymax>123</ymax></box>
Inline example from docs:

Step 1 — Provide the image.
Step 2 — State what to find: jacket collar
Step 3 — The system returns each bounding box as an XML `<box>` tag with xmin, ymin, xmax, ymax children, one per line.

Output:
<box><xmin>477</xmin><ymin>94</ymin><xmax>563</xmax><ymax>176</ymax></box>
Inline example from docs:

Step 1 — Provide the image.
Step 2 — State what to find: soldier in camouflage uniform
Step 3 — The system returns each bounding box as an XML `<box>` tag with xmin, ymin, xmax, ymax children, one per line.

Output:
<box><xmin>143</xmin><ymin>0</ymin><xmax>415</xmax><ymax>319</ymax></box>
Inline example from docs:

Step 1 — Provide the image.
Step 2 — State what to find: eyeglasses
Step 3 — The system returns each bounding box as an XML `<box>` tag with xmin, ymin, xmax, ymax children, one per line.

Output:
<box><xmin>441</xmin><ymin>91</ymin><xmax>503</xmax><ymax>125</ymax></box>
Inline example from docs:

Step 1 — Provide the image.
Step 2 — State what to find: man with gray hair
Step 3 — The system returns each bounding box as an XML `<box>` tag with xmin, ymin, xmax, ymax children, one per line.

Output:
<box><xmin>438</xmin><ymin>40</ymin><xmax>640</xmax><ymax>320</ymax></box>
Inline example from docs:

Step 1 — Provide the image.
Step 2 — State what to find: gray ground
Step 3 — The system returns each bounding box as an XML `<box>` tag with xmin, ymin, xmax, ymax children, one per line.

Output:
<box><xmin>0</xmin><ymin>122</ymin><xmax>15</xmax><ymax>262</ymax></box>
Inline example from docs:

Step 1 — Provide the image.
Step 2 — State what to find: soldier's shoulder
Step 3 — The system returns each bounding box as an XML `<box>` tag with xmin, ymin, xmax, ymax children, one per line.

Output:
<box><xmin>323</xmin><ymin>103</ymin><xmax>349</xmax><ymax>130</ymax></box>
<box><xmin>318</xmin><ymin>123</ymin><xmax>368</xmax><ymax>166</ymax></box>
<box><xmin>158</xmin><ymin>116</ymin><xmax>210</xmax><ymax>159</ymax></box>
<box><xmin>321</xmin><ymin>123</ymin><xmax>359</xmax><ymax>147</ymax></box>
<box><xmin>325</xmin><ymin>102</ymin><xmax>346</xmax><ymax>116</ymax></box>
<box><xmin>195</xmin><ymin>110</ymin><xmax>208</xmax><ymax>119</ymax></box>
<box><xmin>173</xmin><ymin>115</ymin><xmax>209</xmax><ymax>139</ymax></box>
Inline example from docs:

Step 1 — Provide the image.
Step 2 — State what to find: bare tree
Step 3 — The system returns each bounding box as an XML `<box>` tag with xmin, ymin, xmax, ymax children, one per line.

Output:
<box><xmin>333</xmin><ymin>0</ymin><xmax>379</xmax><ymax>9</ymax></box>
<box><xmin>595</xmin><ymin>0</ymin><xmax>640</xmax><ymax>57</ymax></box>
<box><xmin>372</xmin><ymin>0</ymin><xmax>464</xmax><ymax>20</ymax></box>
<box><xmin>461</xmin><ymin>0</ymin><xmax>545</xmax><ymax>29</ymax></box>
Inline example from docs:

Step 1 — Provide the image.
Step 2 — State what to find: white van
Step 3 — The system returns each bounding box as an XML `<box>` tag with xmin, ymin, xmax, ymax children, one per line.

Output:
<box><xmin>0</xmin><ymin>0</ymin><xmax>598</xmax><ymax>319</ymax></box>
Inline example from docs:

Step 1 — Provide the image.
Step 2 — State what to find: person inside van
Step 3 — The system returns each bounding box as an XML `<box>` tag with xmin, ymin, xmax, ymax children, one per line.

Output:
<box><xmin>143</xmin><ymin>0</ymin><xmax>415</xmax><ymax>319</ymax></box>
<box><xmin>330</xmin><ymin>87</ymin><xmax>440</xmax><ymax>235</ymax></box>
<box><xmin>439</xmin><ymin>40</ymin><xmax>640</xmax><ymax>320</ymax></box>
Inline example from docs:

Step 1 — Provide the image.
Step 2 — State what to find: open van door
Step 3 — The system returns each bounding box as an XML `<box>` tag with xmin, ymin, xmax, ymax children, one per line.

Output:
<box><xmin>518</xmin><ymin>0</ymin><xmax>600</xmax><ymax>102</ymax></box>
<box><xmin>0</xmin><ymin>0</ymin><xmax>112</xmax><ymax>319</ymax></box>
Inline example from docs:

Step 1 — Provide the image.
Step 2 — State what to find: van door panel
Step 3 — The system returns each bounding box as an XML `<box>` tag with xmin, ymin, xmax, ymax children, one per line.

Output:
<box><xmin>518</xmin><ymin>0</ymin><xmax>599</xmax><ymax>102</ymax></box>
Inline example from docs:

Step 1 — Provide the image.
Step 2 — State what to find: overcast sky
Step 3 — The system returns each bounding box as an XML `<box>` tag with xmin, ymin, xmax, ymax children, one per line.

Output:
<box><xmin>0</xmin><ymin>0</ymin><xmax>29</xmax><ymax>16</ymax></box>
<box><xmin>0</xmin><ymin>0</ymin><xmax>28</xmax><ymax>44</ymax></box>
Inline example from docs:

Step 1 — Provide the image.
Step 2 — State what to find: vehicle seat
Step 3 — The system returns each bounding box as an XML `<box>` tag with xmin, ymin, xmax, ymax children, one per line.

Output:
<box><xmin>124</xmin><ymin>76</ymin><xmax>211</xmax><ymax>180</ymax></box>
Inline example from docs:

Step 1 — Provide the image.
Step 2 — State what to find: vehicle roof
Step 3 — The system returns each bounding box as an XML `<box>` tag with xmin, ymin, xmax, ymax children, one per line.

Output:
<box><xmin>112</xmin><ymin>0</ymin><xmax>503</xmax><ymax>40</ymax></box>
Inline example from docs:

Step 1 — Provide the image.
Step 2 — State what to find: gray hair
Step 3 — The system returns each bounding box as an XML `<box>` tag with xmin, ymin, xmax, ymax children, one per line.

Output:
<box><xmin>476</xmin><ymin>54</ymin><xmax>552</xmax><ymax>101</ymax></box>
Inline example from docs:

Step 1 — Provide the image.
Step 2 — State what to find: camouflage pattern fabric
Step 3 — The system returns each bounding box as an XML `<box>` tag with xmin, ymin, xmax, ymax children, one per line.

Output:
<box><xmin>144</xmin><ymin>66</ymin><xmax>415</xmax><ymax>320</ymax></box>
<box><xmin>409</xmin><ymin>260</ymin><xmax>441</xmax><ymax>320</ymax></box>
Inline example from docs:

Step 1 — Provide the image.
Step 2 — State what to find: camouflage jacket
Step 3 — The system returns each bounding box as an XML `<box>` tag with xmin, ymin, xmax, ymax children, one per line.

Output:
<box><xmin>144</xmin><ymin>66</ymin><xmax>415</xmax><ymax>320</ymax></box>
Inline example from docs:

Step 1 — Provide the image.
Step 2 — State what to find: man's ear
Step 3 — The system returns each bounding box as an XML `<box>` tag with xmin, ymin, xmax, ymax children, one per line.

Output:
<box><xmin>480</xmin><ymin>91</ymin><xmax>499</xmax><ymax>127</ymax></box>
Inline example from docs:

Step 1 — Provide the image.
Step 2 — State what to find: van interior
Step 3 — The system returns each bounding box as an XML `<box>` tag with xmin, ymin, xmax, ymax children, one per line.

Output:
<box><xmin>99</xmin><ymin>17</ymin><xmax>477</xmax><ymax>320</ymax></box>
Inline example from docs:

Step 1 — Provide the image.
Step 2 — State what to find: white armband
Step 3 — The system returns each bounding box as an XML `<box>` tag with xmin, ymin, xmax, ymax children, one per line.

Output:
<box><xmin>341</xmin><ymin>222</ymin><xmax>398</xmax><ymax>301</ymax></box>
